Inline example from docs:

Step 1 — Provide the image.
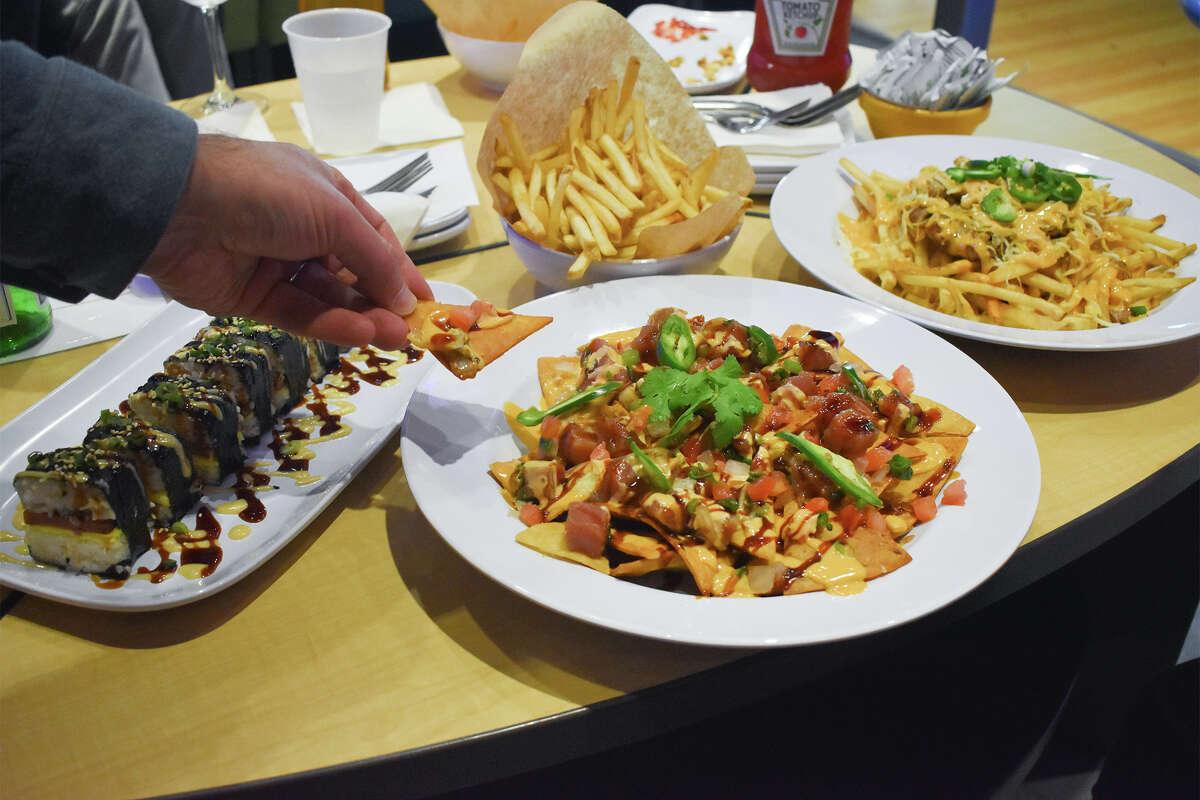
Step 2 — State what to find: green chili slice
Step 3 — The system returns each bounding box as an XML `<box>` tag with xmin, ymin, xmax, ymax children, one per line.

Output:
<box><xmin>657</xmin><ymin>315</ymin><xmax>696</xmax><ymax>371</ymax></box>
<box><xmin>1006</xmin><ymin>175</ymin><xmax>1050</xmax><ymax>204</ymax></box>
<box><xmin>1130</xmin><ymin>305</ymin><xmax>1147</xmax><ymax>317</ymax></box>
<box><xmin>516</xmin><ymin>380</ymin><xmax>621</xmax><ymax>426</ymax></box>
<box><xmin>778</xmin><ymin>431</ymin><xmax>883</xmax><ymax>507</ymax></box>
<box><xmin>841</xmin><ymin>363</ymin><xmax>870</xmax><ymax>402</ymax></box>
<box><xmin>628</xmin><ymin>439</ymin><xmax>672</xmax><ymax>493</ymax></box>
<box><xmin>747</xmin><ymin>325</ymin><xmax>779</xmax><ymax>367</ymax></box>
<box><xmin>981</xmin><ymin>188</ymin><xmax>1018</xmax><ymax>223</ymax></box>
<box><xmin>1047</xmin><ymin>172</ymin><xmax>1083</xmax><ymax>204</ymax></box>
<box><xmin>621</xmin><ymin>349</ymin><xmax>640</xmax><ymax>367</ymax></box>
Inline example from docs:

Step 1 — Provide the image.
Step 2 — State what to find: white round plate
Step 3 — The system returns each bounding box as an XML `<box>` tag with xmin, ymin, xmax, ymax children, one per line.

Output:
<box><xmin>627</xmin><ymin>4</ymin><xmax>754</xmax><ymax>94</ymax></box>
<box><xmin>770</xmin><ymin>136</ymin><xmax>1200</xmax><ymax>351</ymax></box>
<box><xmin>401</xmin><ymin>275</ymin><xmax>1039</xmax><ymax>647</ymax></box>
<box><xmin>409</xmin><ymin>208</ymin><xmax>470</xmax><ymax>251</ymax></box>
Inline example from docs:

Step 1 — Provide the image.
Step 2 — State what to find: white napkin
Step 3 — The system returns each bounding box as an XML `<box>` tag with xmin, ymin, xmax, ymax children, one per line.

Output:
<box><xmin>194</xmin><ymin>102</ymin><xmax>277</xmax><ymax>142</ymax></box>
<box><xmin>365</xmin><ymin>192</ymin><xmax>431</xmax><ymax>248</ymax></box>
<box><xmin>291</xmin><ymin>82</ymin><xmax>465</xmax><ymax>153</ymax></box>
<box><xmin>329</xmin><ymin>140</ymin><xmax>480</xmax><ymax>226</ymax></box>
<box><xmin>704</xmin><ymin>85</ymin><xmax>849</xmax><ymax>162</ymax></box>
<box><xmin>0</xmin><ymin>279</ymin><xmax>169</xmax><ymax>364</ymax></box>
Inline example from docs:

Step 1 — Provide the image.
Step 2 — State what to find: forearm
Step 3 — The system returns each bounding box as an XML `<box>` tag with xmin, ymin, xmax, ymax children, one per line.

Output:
<box><xmin>1</xmin><ymin>41</ymin><xmax>197</xmax><ymax>301</ymax></box>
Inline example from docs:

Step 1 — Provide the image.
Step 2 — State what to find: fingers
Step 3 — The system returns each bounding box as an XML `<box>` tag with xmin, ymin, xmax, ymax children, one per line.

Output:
<box><xmin>257</xmin><ymin>260</ymin><xmax>413</xmax><ymax>349</ymax></box>
<box><xmin>326</xmin><ymin>168</ymin><xmax>433</xmax><ymax>307</ymax></box>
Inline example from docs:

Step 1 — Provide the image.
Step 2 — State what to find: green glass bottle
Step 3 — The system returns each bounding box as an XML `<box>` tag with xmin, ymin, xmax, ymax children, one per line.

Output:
<box><xmin>0</xmin><ymin>285</ymin><xmax>54</xmax><ymax>356</ymax></box>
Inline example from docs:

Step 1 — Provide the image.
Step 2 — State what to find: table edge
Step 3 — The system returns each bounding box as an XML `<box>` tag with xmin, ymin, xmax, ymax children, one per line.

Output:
<box><xmin>161</xmin><ymin>445</ymin><xmax>1198</xmax><ymax>800</ymax></box>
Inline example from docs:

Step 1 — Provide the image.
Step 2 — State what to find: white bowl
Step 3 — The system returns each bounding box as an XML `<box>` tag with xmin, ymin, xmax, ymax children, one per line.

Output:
<box><xmin>436</xmin><ymin>22</ymin><xmax>524</xmax><ymax>91</ymax></box>
<box><xmin>503</xmin><ymin>220</ymin><xmax>740</xmax><ymax>290</ymax></box>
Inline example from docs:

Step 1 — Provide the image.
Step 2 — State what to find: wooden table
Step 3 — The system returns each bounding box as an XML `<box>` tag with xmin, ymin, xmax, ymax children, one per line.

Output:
<box><xmin>1</xmin><ymin>50</ymin><xmax>1197</xmax><ymax>799</ymax></box>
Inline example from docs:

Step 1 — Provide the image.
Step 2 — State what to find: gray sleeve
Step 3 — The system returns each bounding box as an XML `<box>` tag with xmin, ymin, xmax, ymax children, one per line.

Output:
<box><xmin>1</xmin><ymin>41</ymin><xmax>198</xmax><ymax>301</ymax></box>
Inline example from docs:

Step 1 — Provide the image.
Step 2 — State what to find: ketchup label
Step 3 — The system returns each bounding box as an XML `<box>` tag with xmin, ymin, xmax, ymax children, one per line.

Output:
<box><xmin>762</xmin><ymin>0</ymin><xmax>840</xmax><ymax>56</ymax></box>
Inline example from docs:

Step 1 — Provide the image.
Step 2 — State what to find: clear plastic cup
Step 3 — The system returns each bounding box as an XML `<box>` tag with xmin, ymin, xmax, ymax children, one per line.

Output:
<box><xmin>282</xmin><ymin>8</ymin><xmax>391</xmax><ymax>155</ymax></box>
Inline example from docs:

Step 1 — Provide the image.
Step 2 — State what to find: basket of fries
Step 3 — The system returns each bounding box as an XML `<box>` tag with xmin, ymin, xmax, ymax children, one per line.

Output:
<box><xmin>478</xmin><ymin>3</ymin><xmax>754</xmax><ymax>287</ymax></box>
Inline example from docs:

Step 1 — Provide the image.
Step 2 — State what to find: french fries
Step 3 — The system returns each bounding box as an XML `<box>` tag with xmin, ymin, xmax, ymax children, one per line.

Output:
<box><xmin>488</xmin><ymin>57</ymin><xmax>749</xmax><ymax>280</ymax></box>
<box><xmin>838</xmin><ymin>157</ymin><xmax>1197</xmax><ymax>330</ymax></box>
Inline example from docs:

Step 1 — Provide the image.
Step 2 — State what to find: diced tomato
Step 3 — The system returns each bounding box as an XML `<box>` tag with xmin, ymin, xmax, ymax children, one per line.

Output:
<box><xmin>448</xmin><ymin>304</ymin><xmax>481</xmax><ymax>331</ymax></box>
<box><xmin>589</xmin><ymin>442</ymin><xmax>610</xmax><ymax>461</ymax></box>
<box><xmin>942</xmin><ymin>479</ymin><xmax>968</xmax><ymax>505</ymax></box>
<box><xmin>912</xmin><ymin>495</ymin><xmax>938</xmax><ymax>522</ymax></box>
<box><xmin>565</xmin><ymin>502</ymin><xmax>610</xmax><ymax>557</ymax></box>
<box><xmin>804</xmin><ymin>497</ymin><xmax>829</xmax><ymax>513</ymax></box>
<box><xmin>864</xmin><ymin>446</ymin><xmax>892</xmax><ymax>473</ymax></box>
<box><xmin>787</xmin><ymin>373</ymin><xmax>821</xmax><ymax>396</ymax></box>
<box><xmin>628</xmin><ymin>404</ymin><xmax>653</xmax><ymax>432</ymax></box>
<box><xmin>892</xmin><ymin>365</ymin><xmax>915</xmax><ymax>396</ymax></box>
<box><xmin>817</xmin><ymin>374</ymin><xmax>843</xmax><ymax>395</ymax></box>
<box><xmin>710</xmin><ymin>483</ymin><xmax>737</xmax><ymax>501</ymax></box>
<box><xmin>679</xmin><ymin>434</ymin><xmax>703</xmax><ymax>462</ymax></box>
<box><xmin>863</xmin><ymin>507</ymin><xmax>887</xmax><ymax>534</ymax></box>
<box><xmin>540</xmin><ymin>415</ymin><xmax>564</xmax><ymax>438</ymax></box>
<box><xmin>764</xmin><ymin>404</ymin><xmax>792</xmax><ymax>432</ymax></box>
<box><xmin>747</xmin><ymin>471</ymin><xmax>789</xmax><ymax>502</ymax></box>
<box><xmin>518</xmin><ymin>503</ymin><xmax>544</xmax><ymax>527</ymax></box>
<box><xmin>470</xmin><ymin>299</ymin><xmax>495</xmax><ymax>319</ymax></box>
<box><xmin>838</xmin><ymin>504</ymin><xmax>862</xmax><ymax>534</ymax></box>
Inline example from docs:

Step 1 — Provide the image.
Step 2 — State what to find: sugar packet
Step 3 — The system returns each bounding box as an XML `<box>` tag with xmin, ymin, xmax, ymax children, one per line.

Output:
<box><xmin>860</xmin><ymin>29</ymin><xmax>1018</xmax><ymax>110</ymax></box>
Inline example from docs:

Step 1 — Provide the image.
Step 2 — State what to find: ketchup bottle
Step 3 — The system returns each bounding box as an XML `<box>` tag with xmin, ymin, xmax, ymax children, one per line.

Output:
<box><xmin>746</xmin><ymin>0</ymin><xmax>854</xmax><ymax>93</ymax></box>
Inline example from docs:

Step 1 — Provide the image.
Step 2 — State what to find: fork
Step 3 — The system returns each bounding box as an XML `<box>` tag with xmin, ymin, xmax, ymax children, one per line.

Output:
<box><xmin>706</xmin><ymin>85</ymin><xmax>861</xmax><ymax>134</ymax></box>
<box><xmin>362</xmin><ymin>152</ymin><xmax>432</xmax><ymax>194</ymax></box>
<box><xmin>695</xmin><ymin>97</ymin><xmax>812</xmax><ymax>128</ymax></box>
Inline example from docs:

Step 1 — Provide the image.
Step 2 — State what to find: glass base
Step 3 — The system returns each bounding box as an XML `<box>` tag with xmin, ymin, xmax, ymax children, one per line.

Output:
<box><xmin>181</xmin><ymin>90</ymin><xmax>269</xmax><ymax>119</ymax></box>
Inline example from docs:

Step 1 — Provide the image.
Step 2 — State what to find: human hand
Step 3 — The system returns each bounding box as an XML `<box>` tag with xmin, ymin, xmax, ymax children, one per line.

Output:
<box><xmin>142</xmin><ymin>135</ymin><xmax>433</xmax><ymax>349</ymax></box>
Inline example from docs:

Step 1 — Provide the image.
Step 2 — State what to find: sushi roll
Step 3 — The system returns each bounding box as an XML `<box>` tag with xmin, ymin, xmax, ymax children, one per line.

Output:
<box><xmin>301</xmin><ymin>336</ymin><xmax>341</xmax><ymax>382</ymax></box>
<box><xmin>164</xmin><ymin>335</ymin><xmax>274</xmax><ymax>440</ymax></box>
<box><xmin>83</xmin><ymin>409</ymin><xmax>199</xmax><ymax>526</ymax></box>
<box><xmin>127</xmin><ymin>374</ymin><xmax>244</xmax><ymax>485</ymax></box>
<box><xmin>13</xmin><ymin>447</ymin><xmax>152</xmax><ymax>575</ymax></box>
<box><xmin>200</xmin><ymin>318</ymin><xmax>311</xmax><ymax>413</ymax></box>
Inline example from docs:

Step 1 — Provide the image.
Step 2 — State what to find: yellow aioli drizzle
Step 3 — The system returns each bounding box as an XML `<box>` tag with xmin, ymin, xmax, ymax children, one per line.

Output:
<box><xmin>229</xmin><ymin>524</ymin><xmax>251</xmax><ymax>540</ymax></box>
<box><xmin>0</xmin><ymin>551</ymin><xmax>53</xmax><ymax>570</ymax></box>
<box><xmin>804</xmin><ymin>545</ymin><xmax>868</xmax><ymax>596</ymax></box>
<box><xmin>215</xmin><ymin>499</ymin><xmax>248</xmax><ymax>516</ymax></box>
<box><xmin>179</xmin><ymin>564</ymin><xmax>207</xmax><ymax>580</ymax></box>
<box><xmin>0</xmin><ymin>529</ymin><xmax>21</xmax><ymax>543</ymax></box>
<box><xmin>270</xmin><ymin>470</ymin><xmax>323</xmax><ymax>487</ymax></box>
<box><xmin>12</xmin><ymin>504</ymin><xmax>26</xmax><ymax>530</ymax></box>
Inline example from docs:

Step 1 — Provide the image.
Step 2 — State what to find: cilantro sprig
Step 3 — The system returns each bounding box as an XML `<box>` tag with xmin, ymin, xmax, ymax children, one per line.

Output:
<box><xmin>638</xmin><ymin>357</ymin><xmax>762</xmax><ymax>450</ymax></box>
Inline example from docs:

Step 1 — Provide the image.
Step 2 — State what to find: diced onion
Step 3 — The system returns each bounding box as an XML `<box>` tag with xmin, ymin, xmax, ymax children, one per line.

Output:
<box><xmin>724</xmin><ymin>460</ymin><xmax>751</xmax><ymax>482</ymax></box>
<box><xmin>747</xmin><ymin>562</ymin><xmax>787</xmax><ymax>594</ymax></box>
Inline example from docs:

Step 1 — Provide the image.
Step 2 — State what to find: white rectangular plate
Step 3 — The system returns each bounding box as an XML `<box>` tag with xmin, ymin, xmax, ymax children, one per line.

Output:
<box><xmin>0</xmin><ymin>282</ymin><xmax>474</xmax><ymax>610</ymax></box>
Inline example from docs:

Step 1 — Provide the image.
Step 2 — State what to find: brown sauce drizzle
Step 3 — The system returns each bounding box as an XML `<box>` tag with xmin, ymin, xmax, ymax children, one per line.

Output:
<box><xmin>180</xmin><ymin>506</ymin><xmax>223</xmax><ymax>577</ymax></box>
<box><xmin>233</xmin><ymin>468</ymin><xmax>269</xmax><ymax>523</ymax></box>
<box><xmin>336</xmin><ymin>348</ymin><xmax>410</xmax><ymax>387</ymax></box>
<box><xmin>916</xmin><ymin>458</ymin><xmax>957</xmax><ymax>497</ymax></box>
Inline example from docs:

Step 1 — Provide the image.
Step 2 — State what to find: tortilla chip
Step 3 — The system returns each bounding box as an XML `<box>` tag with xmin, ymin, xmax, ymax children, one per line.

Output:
<box><xmin>911</xmin><ymin>395</ymin><xmax>976</xmax><ymax>437</ymax></box>
<box><xmin>502</xmin><ymin>403</ymin><xmax>541</xmax><ymax>451</ymax></box>
<box><xmin>883</xmin><ymin>435</ymin><xmax>970</xmax><ymax>506</ymax></box>
<box><xmin>405</xmin><ymin>299</ymin><xmax>552</xmax><ymax>380</ymax></box>
<box><xmin>516</xmin><ymin>522</ymin><xmax>610</xmax><ymax>572</ymax></box>
<box><xmin>537</xmin><ymin>355</ymin><xmax>582</xmax><ymax>405</ymax></box>
<box><xmin>425</xmin><ymin>0</ymin><xmax>588</xmax><ymax>42</ymax></box>
<box><xmin>477</xmin><ymin>2</ymin><xmax>753</xmax><ymax>227</ymax></box>
<box><xmin>611</xmin><ymin>552</ymin><xmax>683</xmax><ymax>578</ymax></box>
<box><xmin>635</xmin><ymin>192</ymin><xmax>748</xmax><ymax>258</ymax></box>
<box><xmin>846</xmin><ymin>524</ymin><xmax>912</xmax><ymax>579</ymax></box>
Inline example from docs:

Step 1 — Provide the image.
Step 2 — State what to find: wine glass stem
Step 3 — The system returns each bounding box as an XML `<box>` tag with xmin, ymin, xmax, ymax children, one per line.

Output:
<box><xmin>201</xmin><ymin>5</ymin><xmax>235</xmax><ymax>108</ymax></box>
